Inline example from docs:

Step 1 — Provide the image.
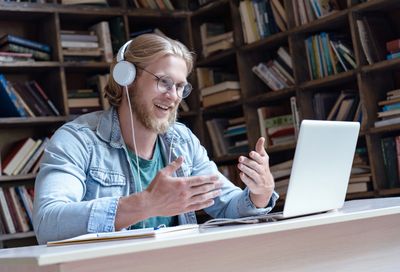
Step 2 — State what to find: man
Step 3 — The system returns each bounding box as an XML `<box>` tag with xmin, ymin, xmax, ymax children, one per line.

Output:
<box><xmin>33</xmin><ymin>33</ymin><xmax>278</xmax><ymax>244</ymax></box>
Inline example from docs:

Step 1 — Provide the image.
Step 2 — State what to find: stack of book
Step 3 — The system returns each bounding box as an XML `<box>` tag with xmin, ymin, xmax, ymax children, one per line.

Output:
<box><xmin>200</xmin><ymin>81</ymin><xmax>241</xmax><ymax>108</ymax></box>
<box><xmin>200</xmin><ymin>22</ymin><xmax>233</xmax><ymax>58</ymax></box>
<box><xmin>294</xmin><ymin>0</ymin><xmax>341</xmax><ymax>26</ymax></box>
<box><xmin>348</xmin><ymin>147</ymin><xmax>372</xmax><ymax>194</ymax></box>
<box><xmin>238</xmin><ymin>0</ymin><xmax>286</xmax><ymax>44</ymax></box>
<box><xmin>252</xmin><ymin>46</ymin><xmax>294</xmax><ymax>91</ymax></box>
<box><xmin>270</xmin><ymin>159</ymin><xmax>293</xmax><ymax>198</ymax></box>
<box><xmin>375</xmin><ymin>88</ymin><xmax>400</xmax><ymax>127</ymax></box>
<box><xmin>62</xmin><ymin>21</ymin><xmax>113</xmax><ymax>63</ymax></box>
<box><xmin>257</xmin><ymin>105</ymin><xmax>296</xmax><ymax>148</ymax></box>
<box><xmin>305</xmin><ymin>32</ymin><xmax>356</xmax><ymax>80</ymax></box>
<box><xmin>0</xmin><ymin>74</ymin><xmax>60</xmax><ymax>118</ymax></box>
<box><xmin>206</xmin><ymin>116</ymin><xmax>248</xmax><ymax>158</ymax></box>
<box><xmin>68</xmin><ymin>89</ymin><xmax>102</xmax><ymax>115</ymax></box>
<box><xmin>0</xmin><ymin>186</ymin><xmax>34</xmax><ymax>235</ymax></box>
<box><xmin>0</xmin><ymin>34</ymin><xmax>51</xmax><ymax>61</ymax></box>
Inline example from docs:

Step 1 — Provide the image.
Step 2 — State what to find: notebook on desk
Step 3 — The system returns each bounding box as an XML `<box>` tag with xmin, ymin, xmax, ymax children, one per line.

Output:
<box><xmin>202</xmin><ymin>120</ymin><xmax>360</xmax><ymax>227</ymax></box>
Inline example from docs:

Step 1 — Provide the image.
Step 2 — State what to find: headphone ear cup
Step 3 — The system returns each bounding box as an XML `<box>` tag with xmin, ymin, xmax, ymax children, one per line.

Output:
<box><xmin>113</xmin><ymin>60</ymin><xmax>136</xmax><ymax>86</ymax></box>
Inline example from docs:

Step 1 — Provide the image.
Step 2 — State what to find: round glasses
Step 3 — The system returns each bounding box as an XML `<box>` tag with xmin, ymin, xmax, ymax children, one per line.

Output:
<box><xmin>138</xmin><ymin>67</ymin><xmax>192</xmax><ymax>99</ymax></box>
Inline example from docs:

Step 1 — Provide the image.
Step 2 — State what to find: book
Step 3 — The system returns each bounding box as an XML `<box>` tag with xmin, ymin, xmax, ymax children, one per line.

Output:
<box><xmin>0</xmin><ymin>74</ymin><xmax>27</xmax><ymax>117</ymax></box>
<box><xmin>386</xmin><ymin>38</ymin><xmax>400</xmax><ymax>53</ymax></box>
<box><xmin>202</xmin><ymin>89</ymin><xmax>241</xmax><ymax>108</ymax></box>
<box><xmin>0</xmin><ymin>187</ymin><xmax>16</xmax><ymax>234</ymax></box>
<box><xmin>2</xmin><ymin>138</ymin><xmax>36</xmax><ymax>176</ymax></box>
<box><xmin>47</xmin><ymin>224</ymin><xmax>199</xmax><ymax>246</ymax></box>
<box><xmin>0</xmin><ymin>34</ymin><xmax>51</xmax><ymax>53</ymax></box>
<box><xmin>200</xmin><ymin>81</ymin><xmax>240</xmax><ymax>97</ymax></box>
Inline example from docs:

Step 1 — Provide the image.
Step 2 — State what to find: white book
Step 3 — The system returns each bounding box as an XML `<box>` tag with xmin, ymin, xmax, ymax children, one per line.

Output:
<box><xmin>47</xmin><ymin>224</ymin><xmax>199</xmax><ymax>246</ymax></box>
<box><xmin>61</xmin><ymin>40</ymin><xmax>99</xmax><ymax>48</ymax></box>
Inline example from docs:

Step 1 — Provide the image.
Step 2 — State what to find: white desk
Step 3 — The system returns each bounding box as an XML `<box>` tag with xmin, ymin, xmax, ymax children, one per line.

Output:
<box><xmin>1</xmin><ymin>197</ymin><xmax>400</xmax><ymax>272</ymax></box>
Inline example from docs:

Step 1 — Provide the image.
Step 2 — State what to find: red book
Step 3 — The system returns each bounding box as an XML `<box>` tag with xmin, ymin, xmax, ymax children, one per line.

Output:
<box><xmin>386</xmin><ymin>38</ymin><xmax>400</xmax><ymax>53</ymax></box>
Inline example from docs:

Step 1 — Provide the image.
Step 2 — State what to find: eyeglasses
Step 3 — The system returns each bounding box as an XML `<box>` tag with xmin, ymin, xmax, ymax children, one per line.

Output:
<box><xmin>138</xmin><ymin>67</ymin><xmax>192</xmax><ymax>99</ymax></box>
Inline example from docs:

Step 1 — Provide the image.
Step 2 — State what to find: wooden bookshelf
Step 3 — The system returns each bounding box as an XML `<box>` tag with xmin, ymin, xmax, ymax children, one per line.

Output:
<box><xmin>190</xmin><ymin>0</ymin><xmax>400</xmax><ymax>215</ymax></box>
<box><xmin>0</xmin><ymin>0</ymin><xmax>193</xmax><ymax>248</ymax></box>
<box><xmin>1</xmin><ymin>0</ymin><xmax>400</xmax><ymax>246</ymax></box>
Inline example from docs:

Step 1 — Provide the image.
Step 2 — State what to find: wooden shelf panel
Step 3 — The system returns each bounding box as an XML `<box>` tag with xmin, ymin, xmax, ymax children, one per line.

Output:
<box><xmin>0</xmin><ymin>231</ymin><xmax>35</xmax><ymax>242</ymax></box>
<box><xmin>0</xmin><ymin>173</ymin><xmax>36</xmax><ymax>183</ymax></box>
<box><xmin>0</xmin><ymin>116</ymin><xmax>68</xmax><ymax>127</ymax></box>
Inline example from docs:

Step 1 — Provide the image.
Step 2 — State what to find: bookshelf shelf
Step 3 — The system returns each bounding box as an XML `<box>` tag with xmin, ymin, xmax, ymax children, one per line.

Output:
<box><xmin>361</xmin><ymin>58</ymin><xmax>400</xmax><ymax>73</ymax></box>
<box><xmin>0</xmin><ymin>231</ymin><xmax>35</xmax><ymax>242</ymax></box>
<box><xmin>245</xmin><ymin>89</ymin><xmax>296</xmax><ymax>105</ymax></box>
<box><xmin>299</xmin><ymin>70</ymin><xmax>357</xmax><ymax>90</ymax></box>
<box><xmin>292</xmin><ymin>10</ymin><xmax>350</xmax><ymax>35</ymax></box>
<box><xmin>0</xmin><ymin>116</ymin><xmax>67</xmax><ymax>127</ymax></box>
<box><xmin>0</xmin><ymin>174</ymin><xmax>36</xmax><ymax>183</ymax></box>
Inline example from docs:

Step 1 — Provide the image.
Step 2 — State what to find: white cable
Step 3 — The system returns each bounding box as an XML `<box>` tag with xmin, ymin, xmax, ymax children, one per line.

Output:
<box><xmin>124</xmin><ymin>86</ymin><xmax>145</xmax><ymax>229</ymax></box>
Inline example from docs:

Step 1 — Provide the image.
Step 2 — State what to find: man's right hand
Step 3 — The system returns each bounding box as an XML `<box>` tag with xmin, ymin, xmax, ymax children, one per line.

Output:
<box><xmin>115</xmin><ymin>156</ymin><xmax>222</xmax><ymax>230</ymax></box>
<box><xmin>143</xmin><ymin>156</ymin><xmax>223</xmax><ymax>217</ymax></box>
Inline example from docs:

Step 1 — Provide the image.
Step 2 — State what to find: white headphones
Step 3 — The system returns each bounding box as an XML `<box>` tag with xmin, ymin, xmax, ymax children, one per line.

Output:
<box><xmin>113</xmin><ymin>40</ymin><xmax>137</xmax><ymax>86</ymax></box>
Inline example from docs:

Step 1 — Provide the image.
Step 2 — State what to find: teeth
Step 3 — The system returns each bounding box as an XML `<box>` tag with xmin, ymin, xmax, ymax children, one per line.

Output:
<box><xmin>155</xmin><ymin>104</ymin><xmax>169</xmax><ymax>110</ymax></box>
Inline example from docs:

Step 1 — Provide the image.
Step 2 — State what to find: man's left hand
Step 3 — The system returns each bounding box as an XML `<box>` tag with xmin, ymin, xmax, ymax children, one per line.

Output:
<box><xmin>237</xmin><ymin>137</ymin><xmax>275</xmax><ymax>208</ymax></box>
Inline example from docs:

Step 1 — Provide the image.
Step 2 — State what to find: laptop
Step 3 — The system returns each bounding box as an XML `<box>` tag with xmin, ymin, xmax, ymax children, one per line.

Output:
<box><xmin>202</xmin><ymin>120</ymin><xmax>360</xmax><ymax>226</ymax></box>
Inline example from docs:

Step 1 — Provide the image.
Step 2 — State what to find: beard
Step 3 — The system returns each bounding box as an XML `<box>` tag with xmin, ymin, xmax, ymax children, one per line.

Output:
<box><xmin>129</xmin><ymin>89</ymin><xmax>178</xmax><ymax>134</ymax></box>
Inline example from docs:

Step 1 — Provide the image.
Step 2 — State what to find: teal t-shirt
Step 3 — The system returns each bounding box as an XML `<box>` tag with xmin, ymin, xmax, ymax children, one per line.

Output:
<box><xmin>127</xmin><ymin>139</ymin><xmax>177</xmax><ymax>229</ymax></box>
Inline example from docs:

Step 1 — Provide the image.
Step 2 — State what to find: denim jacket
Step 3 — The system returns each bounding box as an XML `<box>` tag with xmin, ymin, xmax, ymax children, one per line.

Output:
<box><xmin>33</xmin><ymin>107</ymin><xmax>278</xmax><ymax>244</ymax></box>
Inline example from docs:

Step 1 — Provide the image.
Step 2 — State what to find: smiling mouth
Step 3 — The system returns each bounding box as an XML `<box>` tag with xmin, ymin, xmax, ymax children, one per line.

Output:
<box><xmin>155</xmin><ymin>103</ymin><xmax>171</xmax><ymax>111</ymax></box>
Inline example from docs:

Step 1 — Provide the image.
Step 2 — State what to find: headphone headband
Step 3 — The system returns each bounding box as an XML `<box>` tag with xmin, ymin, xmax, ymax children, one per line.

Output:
<box><xmin>116</xmin><ymin>40</ymin><xmax>133</xmax><ymax>62</ymax></box>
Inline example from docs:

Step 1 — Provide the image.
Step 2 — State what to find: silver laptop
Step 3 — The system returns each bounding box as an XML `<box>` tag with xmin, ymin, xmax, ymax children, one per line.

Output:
<box><xmin>280</xmin><ymin>119</ymin><xmax>360</xmax><ymax>219</ymax></box>
<box><xmin>202</xmin><ymin>120</ymin><xmax>360</xmax><ymax>226</ymax></box>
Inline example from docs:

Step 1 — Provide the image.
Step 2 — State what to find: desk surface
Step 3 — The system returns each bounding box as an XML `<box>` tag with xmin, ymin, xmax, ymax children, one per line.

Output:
<box><xmin>1</xmin><ymin>197</ymin><xmax>400</xmax><ymax>267</ymax></box>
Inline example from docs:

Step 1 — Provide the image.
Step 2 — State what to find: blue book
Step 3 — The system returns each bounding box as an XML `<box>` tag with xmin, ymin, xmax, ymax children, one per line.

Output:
<box><xmin>0</xmin><ymin>74</ymin><xmax>27</xmax><ymax>117</ymax></box>
<box><xmin>383</xmin><ymin>102</ymin><xmax>400</xmax><ymax>111</ymax></box>
<box><xmin>386</xmin><ymin>52</ymin><xmax>400</xmax><ymax>60</ymax></box>
<box><xmin>0</xmin><ymin>34</ymin><xmax>51</xmax><ymax>53</ymax></box>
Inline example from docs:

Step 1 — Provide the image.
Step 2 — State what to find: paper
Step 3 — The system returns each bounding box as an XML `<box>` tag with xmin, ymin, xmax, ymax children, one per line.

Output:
<box><xmin>47</xmin><ymin>224</ymin><xmax>199</xmax><ymax>246</ymax></box>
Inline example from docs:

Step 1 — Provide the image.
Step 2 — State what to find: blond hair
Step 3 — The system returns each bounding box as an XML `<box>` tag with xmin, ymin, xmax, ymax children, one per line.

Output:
<box><xmin>105</xmin><ymin>34</ymin><xmax>194</xmax><ymax>107</ymax></box>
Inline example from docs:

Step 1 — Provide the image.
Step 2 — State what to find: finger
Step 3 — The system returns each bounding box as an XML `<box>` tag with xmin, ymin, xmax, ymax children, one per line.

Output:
<box><xmin>190</xmin><ymin>181</ymin><xmax>223</xmax><ymax>196</ymax></box>
<box><xmin>162</xmin><ymin>156</ymin><xmax>184</xmax><ymax>176</ymax></box>
<box><xmin>185</xmin><ymin>199</ymin><xmax>215</xmax><ymax>213</ymax></box>
<box><xmin>255</xmin><ymin>137</ymin><xmax>267</xmax><ymax>156</ymax></box>
<box><xmin>239</xmin><ymin>156</ymin><xmax>263</xmax><ymax>172</ymax></box>
<box><xmin>238</xmin><ymin>163</ymin><xmax>260</xmax><ymax>182</ymax></box>
<box><xmin>239</xmin><ymin>172</ymin><xmax>257</xmax><ymax>191</ymax></box>
<box><xmin>186</xmin><ymin>175</ymin><xmax>219</xmax><ymax>187</ymax></box>
<box><xmin>191</xmin><ymin>189</ymin><xmax>221</xmax><ymax>204</ymax></box>
<box><xmin>248</xmin><ymin>151</ymin><xmax>264</xmax><ymax>165</ymax></box>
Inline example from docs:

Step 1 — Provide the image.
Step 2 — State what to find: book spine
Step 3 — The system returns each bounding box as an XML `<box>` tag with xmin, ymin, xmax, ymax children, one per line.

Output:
<box><xmin>4</xmin><ymin>43</ymin><xmax>51</xmax><ymax>61</ymax></box>
<box><xmin>32</xmin><ymin>81</ymin><xmax>60</xmax><ymax>116</ymax></box>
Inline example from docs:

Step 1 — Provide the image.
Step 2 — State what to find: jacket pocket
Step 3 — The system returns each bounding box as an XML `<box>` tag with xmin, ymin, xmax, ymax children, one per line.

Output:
<box><xmin>84</xmin><ymin>168</ymin><xmax>127</xmax><ymax>199</ymax></box>
<box><xmin>89</xmin><ymin>168</ymin><xmax>126</xmax><ymax>186</ymax></box>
